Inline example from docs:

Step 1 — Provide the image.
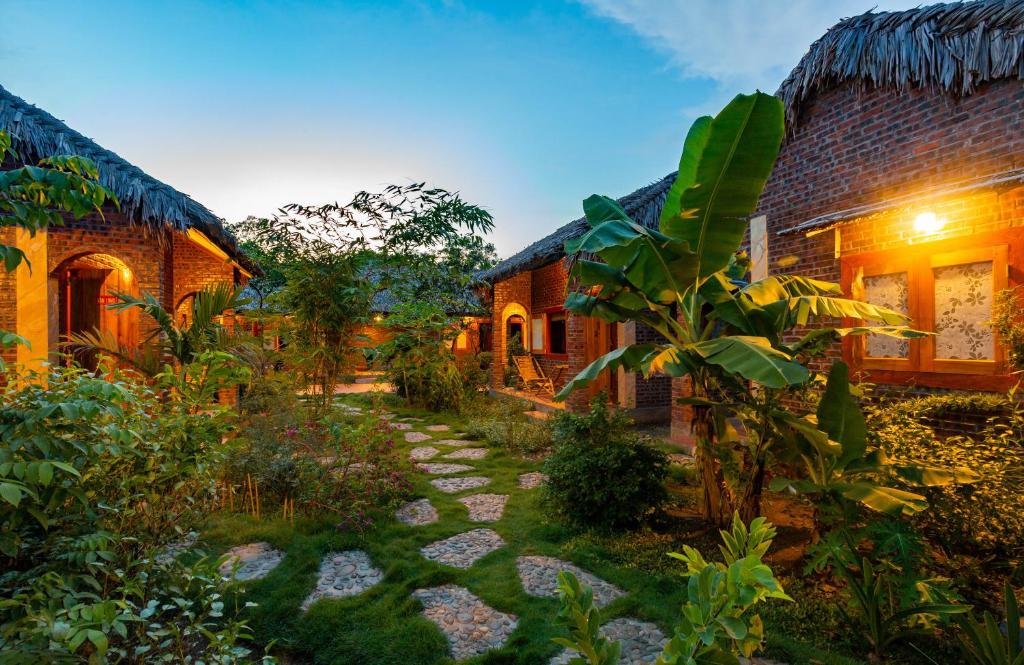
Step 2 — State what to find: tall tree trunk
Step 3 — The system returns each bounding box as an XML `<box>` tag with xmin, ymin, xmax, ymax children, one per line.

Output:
<box><xmin>692</xmin><ymin>401</ymin><xmax>728</xmax><ymax>527</ymax></box>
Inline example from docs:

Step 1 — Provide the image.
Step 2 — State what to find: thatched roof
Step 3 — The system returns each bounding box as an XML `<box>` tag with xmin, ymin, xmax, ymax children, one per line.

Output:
<box><xmin>479</xmin><ymin>172</ymin><xmax>676</xmax><ymax>284</ymax></box>
<box><xmin>778</xmin><ymin>0</ymin><xmax>1024</xmax><ymax>129</ymax></box>
<box><xmin>0</xmin><ymin>84</ymin><xmax>251</xmax><ymax>268</ymax></box>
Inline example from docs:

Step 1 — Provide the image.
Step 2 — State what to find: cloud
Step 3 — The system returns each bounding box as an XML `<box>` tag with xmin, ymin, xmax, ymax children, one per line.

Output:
<box><xmin>579</xmin><ymin>0</ymin><xmax>912</xmax><ymax>93</ymax></box>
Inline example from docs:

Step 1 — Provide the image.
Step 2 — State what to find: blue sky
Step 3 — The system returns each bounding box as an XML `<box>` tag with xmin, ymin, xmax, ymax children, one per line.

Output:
<box><xmin>3</xmin><ymin>0</ymin><xmax>909</xmax><ymax>257</ymax></box>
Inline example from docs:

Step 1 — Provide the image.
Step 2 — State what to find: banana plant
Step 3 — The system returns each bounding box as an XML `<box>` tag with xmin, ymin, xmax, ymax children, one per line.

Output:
<box><xmin>956</xmin><ymin>583</ymin><xmax>1023</xmax><ymax>665</ymax></box>
<box><xmin>555</xmin><ymin>92</ymin><xmax>923</xmax><ymax>524</ymax></box>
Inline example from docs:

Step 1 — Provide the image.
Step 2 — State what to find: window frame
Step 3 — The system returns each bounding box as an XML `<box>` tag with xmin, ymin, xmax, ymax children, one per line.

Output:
<box><xmin>841</xmin><ymin>228</ymin><xmax>1017</xmax><ymax>389</ymax></box>
<box><xmin>546</xmin><ymin>309</ymin><xmax>568</xmax><ymax>357</ymax></box>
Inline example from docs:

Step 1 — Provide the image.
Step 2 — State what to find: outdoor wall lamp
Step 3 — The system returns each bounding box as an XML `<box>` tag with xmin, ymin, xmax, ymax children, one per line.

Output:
<box><xmin>913</xmin><ymin>211</ymin><xmax>945</xmax><ymax>235</ymax></box>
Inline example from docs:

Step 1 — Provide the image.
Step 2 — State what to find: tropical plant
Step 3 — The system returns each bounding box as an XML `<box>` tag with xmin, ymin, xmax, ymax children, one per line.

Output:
<box><xmin>770</xmin><ymin>362</ymin><xmax>979</xmax><ymax>531</ymax></box>
<box><xmin>552</xmin><ymin>514</ymin><xmax>790</xmax><ymax>665</ymax></box>
<box><xmin>552</xmin><ymin>570</ymin><xmax>621</xmax><ymax>665</ymax></box>
<box><xmin>992</xmin><ymin>286</ymin><xmax>1024</xmax><ymax>373</ymax></box>
<box><xmin>956</xmin><ymin>582</ymin><xmax>1023</xmax><ymax>665</ymax></box>
<box><xmin>463</xmin><ymin>394</ymin><xmax>552</xmax><ymax>455</ymax></box>
<box><xmin>554</xmin><ymin>92</ymin><xmax>923</xmax><ymax>525</ymax></box>
<box><xmin>67</xmin><ymin>282</ymin><xmax>250</xmax><ymax>378</ymax></box>
<box><xmin>0</xmin><ymin>129</ymin><xmax>117</xmax><ymax>273</ymax></box>
<box><xmin>542</xmin><ymin>395</ymin><xmax>667</xmax><ymax>530</ymax></box>
<box><xmin>809</xmin><ymin>528</ymin><xmax>969</xmax><ymax>660</ymax></box>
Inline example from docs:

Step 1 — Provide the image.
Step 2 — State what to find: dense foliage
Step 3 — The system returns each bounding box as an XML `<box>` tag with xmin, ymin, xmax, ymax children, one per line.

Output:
<box><xmin>992</xmin><ymin>286</ymin><xmax>1024</xmax><ymax>373</ymax></box>
<box><xmin>0</xmin><ymin>358</ymin><xmax>266</xmax><ymax>662</ymax></box>
<box><xmin>463</xmin><ymin>395</ymin><xmax>551</xmax><ymax>455</ymax></box>
<box><xmin>542</xmin><ymin>397</ymin><xmax>667</xmax><ymax>530</ymax></box>
<box><xmin>867</xmin><ymin>391</ymin><xmax>1024</xmax><ymax>555</ymax></box>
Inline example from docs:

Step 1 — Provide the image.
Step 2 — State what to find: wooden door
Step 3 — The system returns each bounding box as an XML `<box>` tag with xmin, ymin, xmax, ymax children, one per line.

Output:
<box><xmin>583</xmin><ymin>317</ymin><xmax>613</xmax><ymax>400</ymax></box>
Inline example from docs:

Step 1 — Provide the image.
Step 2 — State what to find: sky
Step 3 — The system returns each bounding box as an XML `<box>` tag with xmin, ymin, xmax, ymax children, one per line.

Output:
<box><xmin>2</xmin><ymin>0</ymin><xmax>911</xmax><ymax>258</ymax></box>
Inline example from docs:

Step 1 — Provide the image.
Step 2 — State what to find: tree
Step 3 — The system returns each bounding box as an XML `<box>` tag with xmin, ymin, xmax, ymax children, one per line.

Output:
<box><xmin>0</xmin><ymin>130</ymin><xmax>117</xmax><ymax>274</ymax></box>
<box><xmin>555</xmin><ymin>93</ymin><xmax>923</xmax><ymax>524</ymax></box>
<box><xmin>242</xmin><ymin>183</ymin><xmax>493</xmax><ymax>414</ymax></box>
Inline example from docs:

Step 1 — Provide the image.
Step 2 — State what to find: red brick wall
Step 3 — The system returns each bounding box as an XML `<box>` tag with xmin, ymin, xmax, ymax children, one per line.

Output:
<box><xmin>531</xmin><ymin>260</ymin><xmax>568</xmax><ymax>310</ymax></box>
<box><xmin>0</xmin><ymin>228</ymin><xmax>16</xmax><ymax>365</ymax></box>
<box><xmin>171</xmin><ymin>233</ymin><xmax>236</xmax><ymax>311</ymax></box>
<box><xmin>634</xmin><ymin>323</ymin><xmax>671</xmax><ymax>408</ymax></box>
<box><xmin>490</xmin><ymin>271</ymin><xmax>532</xmax><ymax>389</ymax></box>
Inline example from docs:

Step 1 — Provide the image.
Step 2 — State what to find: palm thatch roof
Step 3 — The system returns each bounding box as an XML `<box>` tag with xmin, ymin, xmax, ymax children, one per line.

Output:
<box><xmin>0</xmin><ymin>84</ymin><xmax>251</xmax><ymax>268</ymax></box>
<box><xmin>478</xmin><ymin>172</ymin><xmax>676</xmax><ymax>284</ymax></box>
<box><xmin>778</xmin><ymin>0</ymin><xmax>1024</xmax><ymax>129</ymax></box>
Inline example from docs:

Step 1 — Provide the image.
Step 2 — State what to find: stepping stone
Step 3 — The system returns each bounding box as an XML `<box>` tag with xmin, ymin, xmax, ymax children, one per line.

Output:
<box><xmin>391</xmin><ymin>422</ymin><xmax>414</xmax><ymax>431</ymax></box>
<box><xmin>517</xmin><ymin>556</ymin><xmax>625</xmax><ymax>607</ymax></box>
<box><xmin>405</xmin><ymin>431</ymin><xmax>433</xmax><ymax>443</ymax></box>
<box><xmin>302</xmin><ymin>550</ymin><xmax>383</xmax><ymax>610</ymax></box>
<box><xmin>421</xmin><ymin>528</ymin><xmax>505</xmax><ymax>568</ymax></box>
<box><xmin>431</xmin><ymin>476</ymin><xmax>491</xmax><ymax>493</ymax></box>
<box><xmin>395</xmin><ymin>498</ymin><xmax>439</xmax><ymax>526</ymax></box>
<box><xmin>336</xmin><ymin>404</ymin><xmax>363</xmax><ymax>415</ymax></box>
<box><xmin>378</xmin><ymin>413</ymin><xmax>396</xmax><ymax>420</ymax></box>
<box><xmin>418</xmin><ymin>463</ymin><xmax>474</xmax><ymax>474</ymax></box>
<box><xmin>549</xmin><ymin>617</ymin><xmax>667</xmax><ymax>664</ymax></box>
<box><xmin>436</xmin><ymin>438</ymin><xmax>478</xmax><ymax>447</ymax></box>
<box><xmin>316</xmin><ymin>456</ymin><xmax>337</xmax><ymax>467</ymax></box>
<box><xmin>458</xmin><ymin>494</ymin><xmax>508</xmax><ymax>522</ymax></box>
<box><xmin>668</xmin><ymin>453</ymin><xmax>693</xmax><ymax>466</ymax></box>
<box><xmin>518</xmin><ymin>472</ymin><xmax>547</xmax><ymax>489</ymax></box>
<box><xmin>219</xmin><ymin>542</ymin><xmax>285</xmax><ymax>581</ymax></box>
<box><xmin>444</xmin><ymin>448</ymin><xmax>487</xmax><ymax>460</ymax></box>
<box><xmin>413</xmin><ymin>584</ymin><xmax>518</xmax><ymax>660</ymax></box>
<box><xmin>155</xmin><ymin>531</ymin><xmax>199</xmax><ymax>565</ymax></box>
<box><xmin>425</xmin><ymin>424</ymin><xmax>451</xmax><ymax>432</ymax></box>
<box><xmin>410</xmin><ymin>446</ymin><xmax>440</xmax><ymax>461</ymax></box>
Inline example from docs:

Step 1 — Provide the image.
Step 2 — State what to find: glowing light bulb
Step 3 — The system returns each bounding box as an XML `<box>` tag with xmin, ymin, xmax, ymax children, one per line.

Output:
<box><xmin>913</xmin><ymin>211</ymin><xmax>944</xmax><ymax>235</ymax></box>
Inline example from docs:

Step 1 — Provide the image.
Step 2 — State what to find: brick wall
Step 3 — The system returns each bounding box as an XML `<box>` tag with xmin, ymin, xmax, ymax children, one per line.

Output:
<box><xmin>490</xmin><ymin>271</ymin><xmax>532</xmax><ymax>389</ymax></box>
<box><xmin>0</xmin><ymin>228</ymin><xmax>15</xmax><ymax>365</ymax></box>
<box><xmin>634</xmin><ymin>323</ymin><xmax>671</xmax><ymax>408</ymax></box>
<box><xmin>171</xmin><ymin>233</ymin><xmax>236</xmax><ymax>310</ymax></box>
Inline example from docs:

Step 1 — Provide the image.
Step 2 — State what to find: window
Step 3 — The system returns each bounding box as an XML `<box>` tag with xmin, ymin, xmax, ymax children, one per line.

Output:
<box><xmin>531</xmin><ymin>316</ymin><xmax>545</xmax><ymax>352</ymax></box>
<box><xmin>548</xmin><ymin>311</ymin><xmax>567</xmax><ymax>355</ymax></box>
<box><xmin>846</xmin><ymin>243</ymin><xmax>1008</xmax><ymax>376</ymax></box>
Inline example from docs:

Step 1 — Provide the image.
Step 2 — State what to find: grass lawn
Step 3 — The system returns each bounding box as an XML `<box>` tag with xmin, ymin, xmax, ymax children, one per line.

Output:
<box><xmin>201</xmin><ymin>394</ymin><xmax>870</xmax><ymax>665</ymax></box>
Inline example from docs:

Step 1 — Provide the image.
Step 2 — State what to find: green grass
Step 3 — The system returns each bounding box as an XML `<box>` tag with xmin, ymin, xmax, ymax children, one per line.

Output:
<box><xmin>202</xmin><ymin>395</ymin><xmax>870</xmax><ymax>665</ymax></box>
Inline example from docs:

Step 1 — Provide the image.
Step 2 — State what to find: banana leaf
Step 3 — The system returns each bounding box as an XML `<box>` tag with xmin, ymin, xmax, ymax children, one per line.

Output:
<box><xmin>688</xmin><ymin>336</ymin><xmax>808</xmax><ymax>388</ymax></box>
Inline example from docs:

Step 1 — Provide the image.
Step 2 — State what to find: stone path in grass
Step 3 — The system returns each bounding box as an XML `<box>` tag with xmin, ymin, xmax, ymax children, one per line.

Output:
<box><xmin>420</xmin><ymin>528</ymin><xmax>506</xmax><ymax>568</ymax></box>
<box><xmin>425</xmin><ymin>424</ymin><xmax>451</xmax><ymax>432</ymax></box>
<box><xmin>431</xmin><ymin>476</ymin><xmax>491</xmax><ymax>493</ymax></box>
<box><xmin>517</xmin><ymin>556</ymin><xmax>625</xmax><ymax>607</ymax></box>
<box><xmin>550</xmin><ymin>617</ymin><xmax>667</xmax><ymax>664</ymax></box>
<box><xmin>219</xmin><ymin>542</ymin><xmax>285</xmax><ymax>581</ymax></box>
<box><xmin>418</xmin><ymin>462</ymin><xmax>475</xmax><ymax>474</ymax></box>
<box><xmin>302</xmin><ymin>550</ymin><xmax>383</xmax><ymax>610</ymax></box>
<box><xmin>412</xmin><ymin>585</ymin><xmax>518</xmax><ymax>660</ymax></box>
<box><xmin>518</xmin><ymin>471</ymin><xmax>548</xmax><ymax>489</ymax></box>
<box><xmin>409</xmin><ymin>446</ymin><xmax>440</xmax><ymax>461</ymax></box>
<box><xmin>457</xmin><ymin>494</ymin><xmax>508</xmax><ymax>522</ymax></box>
<box><xmin>443</xmin><ymin>447</ymin><xmax>487</xmax><ymax>460</ymax></box>
<box><xmin>391</xmin><ymin>422</ymin><xmax>413</xmax><ymax>430</ymax></box>
<box><xmin>405</xmin><ymin>431</ymin><xmax>433</xmax><ymax>443</ymax></box>
<box><xmin>435</xmin><ymin>438</ymin><xmax>477</xmax><ymax>447</ymax></box>
<box><xmin>396</xmin><ymin>498</ymin><xmax>439</xmax><ymax>526</ymax></box>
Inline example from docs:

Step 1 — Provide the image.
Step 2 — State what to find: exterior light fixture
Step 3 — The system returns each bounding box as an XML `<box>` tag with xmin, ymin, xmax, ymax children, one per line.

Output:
<box><xmin>374</xmin><ymin>314</ymin><xmax>383</xmax><ymax>322</ymax></box>
<box><xmin>913</xmin><ymin>211</ymin><xmax>944</xmax><ymax>235</ymax></box>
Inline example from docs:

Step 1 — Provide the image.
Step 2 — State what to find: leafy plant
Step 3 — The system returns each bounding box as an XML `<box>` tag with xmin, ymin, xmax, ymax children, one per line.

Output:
<box><xmin>554</xmin><ymin>92</ymin><xmax>922</xmax><ymax>526</ymax></box>
<box><xmin>992</xmin><ymin>286</ymin><xmax>1024</xmax><ymax>373</ymax></box>
<box><xmin>542</xmin><ymin>395</ymin><xmax>667</xmax><ymax>530</ymax></box>
<box><xmin>809</xmin><ymin>528</ymin><xmax>969</xmax><ymax>660</ymax></box>
<box><xmin>0</xmin><ymin>130</ymin><xmax>117</xmax><ymax>273</ymax></box>
<box><xmin>956</xmin><ymin>582</ymin><xmax>1023</xmax><ymax>665</ymax></box>
<box><xmin>463</xmin><ymin>395</ymin><xmax>551</xmax><ymax>455</ymax></box>
<box><xmin>552</xmin><ymin>570</ymin><xmax>621</xmax><ymax>665</ymax></box>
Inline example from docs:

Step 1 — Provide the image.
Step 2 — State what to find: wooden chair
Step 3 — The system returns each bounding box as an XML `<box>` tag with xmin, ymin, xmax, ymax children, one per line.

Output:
<box><xmin>511</xmin><ymin>355</ymin><xmax>554</xmax><ymax>395</ymax></box>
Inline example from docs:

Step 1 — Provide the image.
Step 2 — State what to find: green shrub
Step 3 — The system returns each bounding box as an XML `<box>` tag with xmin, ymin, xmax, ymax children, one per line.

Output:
<box><xmin>463</xmin><ymin>395</ymin><xmax>551</xmax><ymax>455</ymax></box>
<box><xmin>867</xmin><ymin>392</ymin><xmax>1024</xmax><ymax>555</ymax></box>
<box><xmin>542</xmin><ymin>396</ymin><xmax>667</xmax><ymax>530</ymax></box>
<box><xmin>458</xmin><ymin>351</ymin><xmax>491</xmax><ymax>394</ymax></box>
<box><xmin>0</xmin><ymin>358</ymin><xmax>268</xmax><ymax>662</ymax></box>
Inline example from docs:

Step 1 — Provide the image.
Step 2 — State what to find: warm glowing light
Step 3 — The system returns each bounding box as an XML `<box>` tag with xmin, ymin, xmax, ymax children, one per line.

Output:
<box><xmin>913</xmin><ymin>211</ymin><xmax>944</xmax><ymax>235</ymax></box>
<box><xmin>121</xmin><ymin>267</ymin><xmax>132</xmax><ymax>282</ymax></box>
<box><xmin>374</xmin><ymin>314</ymin><xmax>383</xmax><ymax>322</ymax></box>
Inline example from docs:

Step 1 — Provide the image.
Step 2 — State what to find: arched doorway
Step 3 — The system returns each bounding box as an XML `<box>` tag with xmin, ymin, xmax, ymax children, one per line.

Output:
<box><xmin>175</xmin><ymin>293</ymin><xmax>197</xmax><ymax>328</ymax></box>
<box><xmin>53</xmin><ymin>253</ymin><xmax>140</xmax><ymax>370</ymax></box>
<box><xmin>506</xmin><ymin>315</ymin><xmax>525</xmax><ymax>353</ymax></box>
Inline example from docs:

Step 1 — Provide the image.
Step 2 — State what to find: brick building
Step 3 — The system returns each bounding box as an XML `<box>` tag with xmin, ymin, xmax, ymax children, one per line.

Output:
<box><xmin>478</xmin><ymin>175</ymin><xmax>675</xmax><ymax>420</ymax></box>
<box><xmin>0</xmin><ymin>85</ymin><xmax>254</xmax><ymax>373</ymax></box>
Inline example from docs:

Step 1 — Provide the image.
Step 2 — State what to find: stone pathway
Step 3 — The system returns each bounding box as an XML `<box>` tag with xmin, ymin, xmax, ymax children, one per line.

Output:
<box><xmin>517</xmin><ymin>556</ymin><xmax>625</xmax><ymax>608</ymax></box>
<box><xmin>396</xmin><ymin>498</ymin><xmax>439</xmax><ymax>526</ymax></box>
<box><xmin>302</xmin><ymin>550</ymin><xmax>383</xmax><ymax>610</ymax></box>
<box><xmin>458</xmin><ymin>494</ymin><xmax>508</xmax><ymax>522</ymax></box>
<box><xmin>413</xmin><ymin>585</ymin><xmax>518</xmax><ymax>660</ymax></box>
<box><xmin>409</xmin><ymin>446</ymin><xmax>440</xmax><ymax>461</ymax></box>
<box><xmin>391</xmin><ymin>422</ymin><xmax>414</xmax><ymax>431</ymax></box>
<box><xmin>444</xmin><ymin>447</ymin><xmax>487</xmax><ymax>460</ymax></box>
<box><xmin>405</xmin><ymin>431</ymin><xmax>433</xmax><ymax>443</ymax></box>
<box><xmin>518</xmin><ymin>472</ymin><xmax>548</xmax><ymax>489</ymax></box>
<box><xmin>418</xmin><ymin>462</ymin><xmax>475</xmax><ymax>474</ymax></box>
<box><xmin>668</xmin><ymin>453</ymin><xmax>694</xmax><ymax>466</ymax></box>
<box><xmin>425</xmin><ymin>424</ymin><xmax>451</xmax><ymax>432</ymax></box>
<box><xmin>219</xmin><ymin>542</ymin><xmax>285</xmax><ymax>581</ymax></box>
<box><xmin>435</xmin><ymin>438</ymin><xmax>477</xmax><ymax>447</ymax></box>
<box><xmin>421</xmin><ymin>528</ymin><xmax>505</xmax><ymax>569</ymax></box>
<box><xmin>431</xmin><ymin>476</ymin><xmax>491</xmax><ymax>493</ymax></box>
<box><xmin>155</xmin><ymin>531</ymin><xmax>199</xmax><ymax>565</ymax></box>
<box><xmin>550</xmin><ymin>617</ymin><xmax>667</xmax><ymax>664</ymax></box>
